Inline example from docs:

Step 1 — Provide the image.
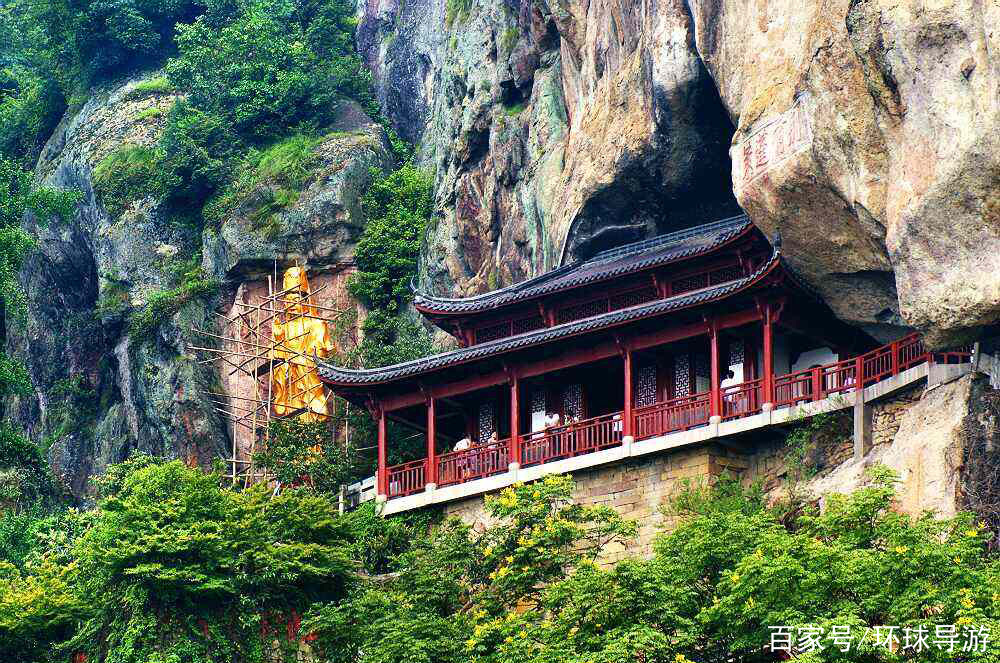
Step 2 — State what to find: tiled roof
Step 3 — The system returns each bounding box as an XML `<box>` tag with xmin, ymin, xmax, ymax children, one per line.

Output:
<box><xmin>413</xmin><ymin>214</ymin><xmax>754</xmax><ymax>315</ymax></box>
<box><xmin>319</xmin><ymin>250</ymin><xmax>786</xmax><ymax>387</ymax></box>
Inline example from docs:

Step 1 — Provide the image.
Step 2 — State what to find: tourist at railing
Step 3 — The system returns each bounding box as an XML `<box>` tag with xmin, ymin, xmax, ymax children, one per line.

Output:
<box><xmin>453</xmin><ymin>436</ymin><xmax>472</xmax><ymax>480</ymax></box>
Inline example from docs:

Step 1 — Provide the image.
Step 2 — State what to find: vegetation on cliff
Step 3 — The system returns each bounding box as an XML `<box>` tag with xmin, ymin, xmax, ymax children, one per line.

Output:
<box><xmin>3</xmin><ymin>463</ymin><xmax>1000</xmax><ymax>662</ymax></box>
<box><xmin>0</xmin><ymin>157</ymin><xmax>78</xmax><ymax>509</ymax></box>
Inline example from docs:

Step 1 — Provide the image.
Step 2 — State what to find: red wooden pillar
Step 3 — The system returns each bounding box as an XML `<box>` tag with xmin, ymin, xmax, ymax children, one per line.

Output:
<box><xmin>855</xmin><ymin>354</ymin><xmax>864</xmax><ymax>391</ymax></box>
<box><xmin>811</xmin><ymin>366</ymin><xmax>823</xmax><ymax>402</ymax></box>
<box><xmin>509</xmin><ymin>374</ymin><xmax>521</xmax><ymax>466</ymax></box>
<box><xmin>376</xmin><ymin>405</ymin><xmax>387</xmax><ymax>497</ymax></box>
<box><xmin>709</xmin><ymin>321</ymin><xmax>721</xmax><ymax>419</ymax></box>
<box><xmin>762</xmin><ymin>305</ymin><xmax>774</xmax><ymax>405</ymax></box>
<box><xmin>623</xmin><ymin>348</ymin><xmax>634</xmax><ymax>438</ymax></box>
<box><xmin>426</xmin><ymin>396</ymin><xmax>437</xmax><ymax>486</ymax></box>
<box><xmin>890</xmin><ymin>340</ymin><xmax>899</xmax><ymax>376</ymax></box>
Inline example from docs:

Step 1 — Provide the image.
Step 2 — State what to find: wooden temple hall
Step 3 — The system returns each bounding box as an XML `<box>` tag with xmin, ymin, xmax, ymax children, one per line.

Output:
<box><xmin>318</xmin><ymin>215</ymin><xmax>971</xmax><ymax>513</ymax></box>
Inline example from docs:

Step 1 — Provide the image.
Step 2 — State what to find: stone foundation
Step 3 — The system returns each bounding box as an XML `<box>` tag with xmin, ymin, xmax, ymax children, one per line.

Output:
<box><xmin>445</xmin><ymin>443</ymin><xmax>750</xmax><ymax>560</ymax></box>
<box><xmin>871</xmin><ymin>385</ymin><xmax>923</xmax><ymax>448</ymax></box>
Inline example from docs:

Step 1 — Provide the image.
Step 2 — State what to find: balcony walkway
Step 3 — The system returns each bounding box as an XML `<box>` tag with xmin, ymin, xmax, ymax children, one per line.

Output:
<box><xmin>372</xmin><ymin>334</ymin><xmax>971</xmax><ymax>515</ymax></box>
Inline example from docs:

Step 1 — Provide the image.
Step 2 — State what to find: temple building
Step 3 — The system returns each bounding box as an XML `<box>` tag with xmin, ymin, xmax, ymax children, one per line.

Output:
<box><xmin>318</xmin><ymin>215</ymin><xmax>971</xmax><ymax>515</ymax></box>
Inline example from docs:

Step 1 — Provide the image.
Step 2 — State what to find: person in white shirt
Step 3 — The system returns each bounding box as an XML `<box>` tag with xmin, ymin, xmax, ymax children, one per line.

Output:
<box><xmin>454</xmin><ymin>437</ymin><xmax>472</xmax><ymax>452</ymax></box>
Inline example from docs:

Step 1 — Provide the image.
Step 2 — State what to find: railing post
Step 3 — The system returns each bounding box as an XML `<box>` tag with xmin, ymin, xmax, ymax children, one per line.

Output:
<box><xmin>811</xmin><ymin>366</ymin><xmax>823</xmax><ymax>401</ymax></box>
<box><xmin>855</xmin><ymin>355</ymin><xmax>864</xmax><ymax>392</ymax></box>
<box><xmin>623</xmin><ymin>348</ymin><xmax>634</xmax><ymax>439</ymax></box>
<box><xmin>509</xmin><ymin>372</ymin><xmax>521</xmax><ymax>469</ymax></box>
<box><xmin>426</xmin><ymin>396</ymin><xmax>437</xmax><ymax>488</ymax></box>
<box><xmin>890</xmin><ymin>340</ymin><xmax>899</xmax><ymax>376</ymax></box>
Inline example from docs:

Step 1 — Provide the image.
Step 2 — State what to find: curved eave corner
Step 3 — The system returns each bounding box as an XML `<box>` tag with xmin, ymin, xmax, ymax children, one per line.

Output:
<box><xmin>318</xmin><ymin>250</ymin><xmax>803</xmax><ymax>389</ymax></box>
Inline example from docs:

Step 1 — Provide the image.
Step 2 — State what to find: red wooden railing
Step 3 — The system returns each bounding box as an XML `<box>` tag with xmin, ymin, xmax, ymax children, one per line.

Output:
<box><xmin>634</xmin><ymin>391</ymin><xmax>711</xmax><ymax>439</ymax></box>
<box><xmin>721</xmin><ymin>378</ymin><xmax>762</xmax><ymax>420</ymax></box>
<box><xmin>383</xmin><ymin>333</ymin><xmax>972</xmax><ymax>498</ymax></box>
<box><xmin>522</xmin><ymin>412</ymin><xmax>623</xmax><ymax>467</ymax></box>
<box><xmin>774</xmin><ymin>367</ymin><xmax>817</xmax><ymax>407</ymax></box>
<box><xmin>437</xmin><ymin>442</ymin><xmax>510</xmax><ymax>487</ymax></box>
<box><xmin>386</xmin><ymin>459</ymin><xmax>426</xmax><ymax>498</ymax></box>
<box><xmin>820</xmin><ymin>358</ymin><xmax>857</xmax><ymax>397</ymax></box>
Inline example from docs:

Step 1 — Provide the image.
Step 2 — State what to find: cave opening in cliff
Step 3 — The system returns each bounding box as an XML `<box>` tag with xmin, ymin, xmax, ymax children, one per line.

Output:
<box><xmin>562</xmin><ymin>71</ymin><xmax>741</xmax><ymax>264</ymax></box>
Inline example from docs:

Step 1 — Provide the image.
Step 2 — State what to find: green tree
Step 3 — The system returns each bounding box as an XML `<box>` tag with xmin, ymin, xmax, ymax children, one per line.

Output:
<box><xmin>154</xmin><ymin>100</ymin><xmax>234</xmax><ymax>213</ymax></box>
<box><xmin>166</xmin><ymin>0</ymin><xmax>367</xmax><ymax>140</ymax></box>
<box><xmin>349</xmin><ymin>165</ymin><xmax>433</xmax><ymax>317</ymax></box>
<box><xmin>0</xmin><ymin>457</ymin><xmax>358</xmax><ymax>663</ymax></box>
<box><xmin>253</xmin><ymin>418</ymin><xmax>358</xmax><ymax>494</ymax></box>
<box><xmin>305</xmin><ymin>475</ymin><xmax>636</xmax><ymax>663</ymax></box>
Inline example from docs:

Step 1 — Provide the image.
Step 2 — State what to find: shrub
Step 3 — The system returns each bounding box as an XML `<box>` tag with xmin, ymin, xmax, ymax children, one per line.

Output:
<box><xmin>91</xmin><ymin>144</ymin><xmax>159</xmax><ymax>218</ymax></box>
<box><xmin>253</xmin><ymin>418</ymin><xmax>357</xmax><ymax>494</ymax></box>
<box><xmin>0</xmin><ymin>458</ymin><xmax>357</xmax><ymax>662</ymax></box>
<box><xmin>166</xmin><ymin>0</ymin><xmax>364</xmax><ymax>140</ymax></box>
<box><xmin>348</xmin><ymin>164</ymin><xmax>433</xmax><ymax>315</ymax></box>
<box><xmin>0</xmin><ymin>65</ymin><xmax>65</xmax><ymax>165</ymax></box>
<box><xmin>154</xmin><ymin>101</ymin><xmax>234</xmax><ymax>213</ymax></box>
<box><xmin>125</xmin><ymin>75</ymin><xmax>174</xmax><ymax>99</ymax></box>
<box><xmin>128</xmin><ymin>264</ymin><xmax>218</xmax><ymax>338</ymax></box>
<box><xmin>35</xmin><ymin>0</ymin><xmax>211</xmax><ymax>85</ymax></box>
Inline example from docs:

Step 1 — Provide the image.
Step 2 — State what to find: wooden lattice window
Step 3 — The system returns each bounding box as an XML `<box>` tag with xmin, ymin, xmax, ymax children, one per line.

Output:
<box><xmin>476</xmin><ymin>322</ymin><xmax>509</xmax><ymax>343</ymax></box>
<box><xmin>636</xmin><ymin>364</ymin><xmax>658</xmax><ymax>407</ymax></box>
<box><xmin>695</xmin><ymin>352</ymin><xmax>711</xmax><ymax>378</ymax></box>
<box><xmin>671</xmin><ymin>273</ymin><xmax>709</xmax><ymax>294</ymax></box>
<box><xmin>728</xmin><ymin>339</ymin><xmax>745</xmax><ymax>366</ymax></box>
<box><xmin>530</xmin><ymin>389</ymin><xmax>547</xmax><ymax>431</ymax></box>
<box><xmin>512</xmin><ymin>315</ymin><xmax>545</xmax><ymax>335</ymax></box>
<box><xmin>609</xmin><ymin>286</ymin><xmax>658</xmax><ymax>312</ymax></box>
<box><xmin>478</xmin><ymin>401</ymin><xmax>496</xmax><ymax>442</ymax></box>
<box><xmin>709</xmin><ymin>265</ymin><xmax>743</xmax><ymax>285</ymax></box>
<box><xmin>557</xmin><ymin>299</ymin><xmax>610</xmax><ymax>324</ymax></box>
<box><xmin>562</xmin><ymin>383</ymin><xmax>583</xmax><ymax>420</ymax></box>
<box><xmin>674</xmin><ymin>355</ymin><xmax>691</xmax><ymax>397</ymax></box>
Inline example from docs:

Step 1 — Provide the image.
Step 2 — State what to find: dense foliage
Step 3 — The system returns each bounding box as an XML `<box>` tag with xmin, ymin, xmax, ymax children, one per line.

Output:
<box><xmin>253</xmin><ymin>418</ymin><xmax>357</xmax><ymax>494</ymax></box>
<box><xmin>349</xmin><ymin>164</ymin><xmax>435</xmax><ymax>367</ymax></box>
<box><xmin>5</xmin><ymin>452</ymin><xmax>1000</xmax><ymax>662</ymax></box>
<box><xmin>166</xmin><ymin>0</ymin><xmax>369</xmax><ymax>139</ymax></box>
<box><xmin>0</xmin><ymin>457</ymin><xmax>357</xmax><ymax>663</ymax></box>
<box><xmin>305</xmin><ymin>469</ymin><xmax>1000</xmax><ymax>663</ymax></box>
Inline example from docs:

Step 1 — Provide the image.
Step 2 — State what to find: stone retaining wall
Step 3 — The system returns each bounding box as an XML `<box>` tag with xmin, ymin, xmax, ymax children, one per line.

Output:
<box><xmin>444</xmin><ymin>443</ymin><xmax>750</xmax><ymax>560</ymax></box>
<box><xmin>871</xmin><ymin>385</ymin><xmax>923</xmax><ymax>448</ymax></box>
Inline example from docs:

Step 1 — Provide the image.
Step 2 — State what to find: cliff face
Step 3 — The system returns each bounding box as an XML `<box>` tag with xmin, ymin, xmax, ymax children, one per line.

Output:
<box><xmin>362</xmin><ymin>0</ymin><xmax>1000</xmax><ymax>344</ymax></box>
<box><xmin>12</xmin><ymin>0</ymin><xmax>999</xmax><ymax>496</ymax></box>
<box><xmin>11</xmin><ymin>74</ymin><xmax>390</xmax><ymax>498</ymax></box>
<box><xmin>359</xmin><ymin>0</ymin><xmax>740</xmax><ymax>296</ymax></box>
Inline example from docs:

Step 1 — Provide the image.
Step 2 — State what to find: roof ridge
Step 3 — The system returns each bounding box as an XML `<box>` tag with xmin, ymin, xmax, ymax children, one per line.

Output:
<box><xmin>584</xmin><ymin>214</ymin><xmax>750</xmax><ymax>264</ymax></box>
<box><xmin>413</xmin><ymin>213</ymin><xmax>753</xmax><ymax>309</ymax></box>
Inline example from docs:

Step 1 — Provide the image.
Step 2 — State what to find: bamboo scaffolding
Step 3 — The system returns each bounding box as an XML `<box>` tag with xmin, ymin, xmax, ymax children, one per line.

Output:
<box><xmin>187</xmin><ymin>260</ymin><xmax>347</xmax><ymax>485</ymax></box>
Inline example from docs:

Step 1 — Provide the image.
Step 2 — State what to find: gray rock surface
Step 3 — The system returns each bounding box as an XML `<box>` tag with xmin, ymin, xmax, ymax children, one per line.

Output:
<box><xmin>364</xmin><ymin>0</ymin><xmax>999</xmax><ymax>346</ymax></box>
<box><xmin>359</xmin><ymin>0</ymin><xmax>740</xmax><ymax>297</ymax></box>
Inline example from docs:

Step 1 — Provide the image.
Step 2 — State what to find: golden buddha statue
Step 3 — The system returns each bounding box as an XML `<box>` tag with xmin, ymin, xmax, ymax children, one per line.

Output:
<box><xmin>270</xmin><ymin>266</ymin><xmax>334</xmax><ymax>422</ymax></box>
